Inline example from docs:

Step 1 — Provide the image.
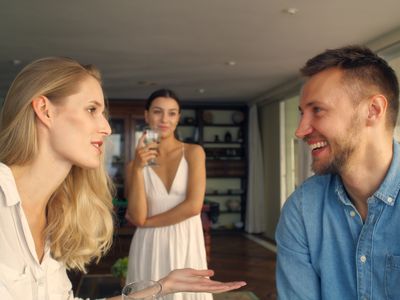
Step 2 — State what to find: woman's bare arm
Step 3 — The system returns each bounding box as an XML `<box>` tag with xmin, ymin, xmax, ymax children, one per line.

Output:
<box><xmin>105</xmin><ymin>268</ymin><xmax>246</xmax><ymax>299</ymax></box>
<box><xmin>125</xmin><ymin>134</ymin><xmax>158</xmax><ymax>226</ymax></box>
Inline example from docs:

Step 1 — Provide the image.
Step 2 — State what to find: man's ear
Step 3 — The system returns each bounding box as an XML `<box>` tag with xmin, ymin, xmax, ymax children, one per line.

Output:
<box><xmin>366</xmin><ymin>94</ymin><xmax>387</xmax><ymax>126</ymax></box>
<box><xmin>31</xmin><ymin>96</ymin><xmax>52</xmax><ymax>127</ymax></box>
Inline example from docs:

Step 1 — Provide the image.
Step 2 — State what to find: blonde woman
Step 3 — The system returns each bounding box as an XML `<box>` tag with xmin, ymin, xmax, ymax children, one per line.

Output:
<box><xmin>125</xmin><ymin>89</ymin><xmax>212</xmax><ymax>300</ymax></box>
<box><xmin>0</xmin><ymin>58</ymin><xmax>245</xmax><ymax>300</ymax></box>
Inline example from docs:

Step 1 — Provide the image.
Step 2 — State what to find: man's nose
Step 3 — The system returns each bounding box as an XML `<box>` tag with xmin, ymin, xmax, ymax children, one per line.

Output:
<box><xmin>295</xmin><ymin>116</ymin><xmax>313</xmax><ymax>139</ymax></box>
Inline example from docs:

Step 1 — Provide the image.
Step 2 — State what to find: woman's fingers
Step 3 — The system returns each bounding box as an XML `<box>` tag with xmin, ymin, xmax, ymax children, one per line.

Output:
<box><xmin>160</xmin><ymin>268</ymin><xmax>246</xmax><ymax>295</ymax></box>
<box><xmin>134</xmin><ymin>139</ymin><xmax>159</xmax><ymax>167</ymax></box>
<box><xmin>177</xmin><ymin>269</ymin><xmax>214</xmax><ymax>277</ymax></box>
<box><xmin>137</xmin><ymin>132</ymin><xmax>147</xmax><ymax>148</ymax></box>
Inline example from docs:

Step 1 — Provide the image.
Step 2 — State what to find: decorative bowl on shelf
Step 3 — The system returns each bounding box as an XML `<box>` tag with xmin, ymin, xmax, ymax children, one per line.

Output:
<box><xmin>225</xmin><ymin>199</ymin><xmax>241</xmax><ymax>212</ymax></box>
<box><xmin>229</xmin><ymin>189</ymin><xmax>244</xmax><ymax>194</ymax></box>
<box><xmin>232</xmin><ymin>111</ymin><xmax>245</xmax><ymax>124</ymax></box>
<box><xmin>202</xmin><ymin>111</ymin><xmax>214</xmax><ymax>124</ymax></box>
<box><xmin>234</xmin><ymin>221</ymin><xmax>244</xmax><ymax>229</ymax></box>
<box><xmin>183</xmin><ymin>117</ymin><xmax>195</xmax><ymax>125</ymax></box>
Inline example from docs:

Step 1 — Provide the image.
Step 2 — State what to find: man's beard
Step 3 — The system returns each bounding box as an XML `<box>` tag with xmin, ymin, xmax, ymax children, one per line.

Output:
<box><xmin>311</xmin><ymin>116</ymin><xmax>361</xmax><ymax>175</ymax></box>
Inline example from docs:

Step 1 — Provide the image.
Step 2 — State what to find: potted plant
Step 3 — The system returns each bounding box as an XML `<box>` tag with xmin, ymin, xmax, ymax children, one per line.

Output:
<box><xmin>111</xmin><ymin>256</ymin><xmax>128</xmax><ymax>287</ymax></box>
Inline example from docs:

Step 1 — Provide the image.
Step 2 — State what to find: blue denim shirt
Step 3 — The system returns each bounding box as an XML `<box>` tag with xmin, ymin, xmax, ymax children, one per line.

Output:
<box><xmin>276</xmin><ymin>141</ymin><xmax>400</xmax><ymax>300</ymax></box>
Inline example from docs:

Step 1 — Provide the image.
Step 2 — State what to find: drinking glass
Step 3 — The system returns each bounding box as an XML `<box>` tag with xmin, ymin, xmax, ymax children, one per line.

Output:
<box><xmin>144</xmin><ymin>127</ymin><xmax>160</xmax><ymax>166</ymax></box>
<box><xmin>122</xmin><ymin>280</ymin><xmax>162</xmax><ymax>300</ymax></box>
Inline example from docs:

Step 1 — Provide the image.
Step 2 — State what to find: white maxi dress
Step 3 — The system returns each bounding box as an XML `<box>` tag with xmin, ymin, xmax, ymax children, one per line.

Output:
<box><xmin>126</xmin><ymin>152</ymin><xmax>213</xmax><ymax>300</ymax></box>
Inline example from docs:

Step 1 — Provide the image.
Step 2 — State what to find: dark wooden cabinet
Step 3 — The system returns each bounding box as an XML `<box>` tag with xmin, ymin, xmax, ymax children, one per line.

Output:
<box><xmin>106</xmin><ymin>101</ymin><xmax>145</xmax><ymax>228</ymax></box>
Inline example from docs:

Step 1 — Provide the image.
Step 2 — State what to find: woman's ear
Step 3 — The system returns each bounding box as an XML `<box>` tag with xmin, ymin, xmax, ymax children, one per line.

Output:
<box><xmin>144</xmin><ymin>109</ymin><xmax>149</xmax><ymax>123</ymax></box>
<box><xmin>31</xmin><ymin>96</ymin><xmax>52</xmax><ymax>127</ymax></box>
<box><xmin>366</xmin><ymin>94</ymin><xmax>387</xmax><ymax>126</ymax></box>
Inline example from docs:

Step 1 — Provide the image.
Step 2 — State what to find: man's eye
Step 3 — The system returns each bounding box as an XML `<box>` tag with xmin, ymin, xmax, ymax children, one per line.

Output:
<box><xmin>313</xmin><ymin>107</ymin><xmax>322</xmax><ymax>113</ymax></box>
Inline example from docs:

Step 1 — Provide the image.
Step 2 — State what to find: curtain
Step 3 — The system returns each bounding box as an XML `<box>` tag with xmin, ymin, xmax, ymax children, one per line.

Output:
<box><xmin>245</xmin><ymin>104</ymin><xmax>266</xmax><ymax>233</ymax></box>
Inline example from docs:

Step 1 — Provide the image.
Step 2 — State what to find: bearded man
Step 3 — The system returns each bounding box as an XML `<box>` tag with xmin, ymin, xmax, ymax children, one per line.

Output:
<box><xmin>276</xmin><ymin>45</ymin><xmax>400</xmax><ymax>300</ymax></box>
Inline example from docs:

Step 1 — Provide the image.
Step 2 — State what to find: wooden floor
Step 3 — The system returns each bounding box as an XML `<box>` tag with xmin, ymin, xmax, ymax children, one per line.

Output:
<box><xmin>208</xmin><ymin>232</ymin><xmax>276</xmax><ymax>300</ymax></box>
<box><xmin>69</xmin><ymin>231</ymin><xmax>277</xmax><ymax>300</ymax></box>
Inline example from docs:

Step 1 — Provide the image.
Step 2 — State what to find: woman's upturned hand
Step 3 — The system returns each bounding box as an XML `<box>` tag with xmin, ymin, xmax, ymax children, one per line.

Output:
<box><xmin>158</xmin><ymin>268</ymin><xmax>246</xmax><ymax>295</ymax></box>
<box><xmin>133</xmin><ymin>132</ymin><xmax>159</xmax><ymax>168</ymax></box>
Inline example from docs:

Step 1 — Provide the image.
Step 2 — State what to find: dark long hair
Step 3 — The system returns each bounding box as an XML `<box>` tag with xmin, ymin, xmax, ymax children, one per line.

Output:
<box><xmin>145</xmin><ymin>88</ymin><xmax>182</xmax><ymax>112</ymax></box>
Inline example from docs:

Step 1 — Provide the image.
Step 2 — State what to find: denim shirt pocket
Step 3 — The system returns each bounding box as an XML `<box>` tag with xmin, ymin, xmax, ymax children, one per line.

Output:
<box><xmin>385</xmin><ymin>255</ymin><xmax>400</xmax><ymax>300</ymax></box>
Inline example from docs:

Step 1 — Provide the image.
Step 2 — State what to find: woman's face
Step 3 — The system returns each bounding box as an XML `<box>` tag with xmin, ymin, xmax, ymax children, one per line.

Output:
<box><xmin>48</xmin><ymin>76</ymin><xmax>111</xmax><ymax>169</ymax></box>
<box><xmin>145</xmin><ymin>97</ymin><xmax>180</xmax><ymax>138</ymax></box>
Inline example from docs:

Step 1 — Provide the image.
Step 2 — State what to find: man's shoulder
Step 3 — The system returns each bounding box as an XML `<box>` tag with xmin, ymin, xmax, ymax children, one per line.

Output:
<box><xmin>283</xmin><ymin>174</ymin><xmax>335</xmax><ymax>213</ymax></box>
<box><xmin>277</xmin><ymin>174</ymin><xmax>338</xmax><ymax>244</ymax></box>
<box><xmin>306</xmin><ymin>173</ymin><xmax>333</xmax><ymax>184</ymax></box>
<box><xmin>295</xmin><ymin>173</ymin><xmax>334</xmax><ymax>196</ymax></box>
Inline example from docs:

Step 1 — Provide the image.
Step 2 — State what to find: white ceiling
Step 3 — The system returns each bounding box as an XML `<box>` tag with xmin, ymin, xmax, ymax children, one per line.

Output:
<box><xmin>1</xmin><ymin>0</ymin><xmax>400</xmax><ymax>103</ymax></box>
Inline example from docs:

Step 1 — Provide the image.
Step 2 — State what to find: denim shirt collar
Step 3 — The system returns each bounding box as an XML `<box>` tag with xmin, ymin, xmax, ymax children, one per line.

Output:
<box><xmin>335</xmin><ymin>140</ymin><xmax>400</xmax><ymax>207</ymax></box>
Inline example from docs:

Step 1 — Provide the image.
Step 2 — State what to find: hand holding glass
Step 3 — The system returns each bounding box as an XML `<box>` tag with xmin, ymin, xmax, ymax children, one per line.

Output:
<box><xmin>144</xmin><ymin>128</ymin><xmax>160</xmax><ymax>166</ymax></box>
<box><xmin>122</xmin><ymin>280</ymin><xmax>162</xmax><ymax>300</ymax></box>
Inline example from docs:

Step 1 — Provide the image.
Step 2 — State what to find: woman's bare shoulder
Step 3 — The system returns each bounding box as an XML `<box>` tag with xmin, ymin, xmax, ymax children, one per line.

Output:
<box><xmin>184</xmin><ymin>143</ymin><xmax>205</xmax><ymax>159</ymax></box>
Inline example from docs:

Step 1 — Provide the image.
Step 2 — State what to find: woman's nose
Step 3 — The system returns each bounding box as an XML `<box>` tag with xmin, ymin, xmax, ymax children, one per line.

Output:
<box><xmin>99</xmin><ymin>116</ymin><xmax>112</xmax><ymax>136</ymax></box>
<box><xmin>161</xmin><ymin>112</ymin><xmax>168</xmax><ymax>123</ymax></box>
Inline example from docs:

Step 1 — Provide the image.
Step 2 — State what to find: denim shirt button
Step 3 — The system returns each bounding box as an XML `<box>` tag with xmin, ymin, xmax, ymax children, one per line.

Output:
<box><xmin>350</xmin><ymin>210</ymin><xmax>356</xmax><ymax>217</ymax></box>
<box><xmin>387</xmin><ymin>197</ymin><xmax>394</xmax><ymax>204</ymax></box>
<box><xmin>360</xmin><ymin>255</ymin><xmax>367</xmax><ymax>263</ymax></box>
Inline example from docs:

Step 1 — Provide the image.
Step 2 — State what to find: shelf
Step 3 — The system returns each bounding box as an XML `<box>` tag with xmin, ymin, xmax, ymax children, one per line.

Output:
<box><xmin>206</xmin><ymin>160</ymin><xmax>246</xmax><ymax>177</ymax></box>
<box><xmin>179</xmin><ymin>123</ymin><xmax>199</xmax><ymax>126</ymax></box>
<box><xmin>205</xmin><ymin>189</ymin><xmax>244</xmax><ymax>196</ymax></box>
<box><xmin>203</xmin><ymin>142</ymin><xmax>243</xmax><ymax>145</ymax></box>
<box><xmin>205</xmin><ymin>193</ymin><xmax>244</xmax><ymax>197</ymax></box>
<box><xmin>219</xmin><ymin>210</ymin><xmax>241</xmax><ymax>214</ymax></box>
<box><xmin>203</xmin><ymin>124</ymin><xmax>242</xmax><ymax>127</ymax></box>
<box><xmin>206</xmin><ymin>157</ymin><xmax>244</xmax><ymax>160</ymax></box>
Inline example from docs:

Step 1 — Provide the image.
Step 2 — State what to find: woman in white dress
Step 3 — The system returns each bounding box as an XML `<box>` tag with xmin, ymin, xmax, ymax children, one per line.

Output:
<box><xmin>125</xmin><ymin>89</ymin><xmax>213</xmax><ymax>300</ymax></box>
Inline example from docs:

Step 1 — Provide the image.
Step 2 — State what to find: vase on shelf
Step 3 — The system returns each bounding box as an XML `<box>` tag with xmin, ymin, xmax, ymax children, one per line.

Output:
<box><xmin>224</xmin><ymin>131</ymin><xmax>232</xmax><ymax>142</ymax></box>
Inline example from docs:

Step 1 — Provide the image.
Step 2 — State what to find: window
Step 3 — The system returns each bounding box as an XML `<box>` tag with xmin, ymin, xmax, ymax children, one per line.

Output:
<box><xmin>279</xmin><ymin>95</ymin><xmax>312</xmax><ymax>207</ymax></box>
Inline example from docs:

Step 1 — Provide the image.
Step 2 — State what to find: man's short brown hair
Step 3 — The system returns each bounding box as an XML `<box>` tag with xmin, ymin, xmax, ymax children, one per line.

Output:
<box><xmin>301</xmin><ymin>45</ymin><xmax>399</xmax><ymax>129</ymax></box>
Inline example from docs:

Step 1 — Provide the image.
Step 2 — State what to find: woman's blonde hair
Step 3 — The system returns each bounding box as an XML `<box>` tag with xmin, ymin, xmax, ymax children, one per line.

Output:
<box><xmin>0</xmin><ymin>57</ymin><xmax>114</xmax><ymax>272</ymax></box>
